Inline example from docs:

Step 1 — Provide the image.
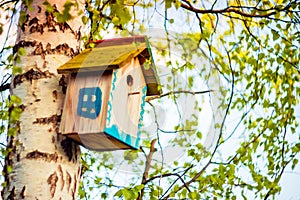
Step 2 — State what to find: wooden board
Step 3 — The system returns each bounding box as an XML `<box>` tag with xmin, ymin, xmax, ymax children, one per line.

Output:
<box><xmin>66</xmin><ymin>133</ymin><xmax>132</xmax><ymax>150</ymax></box>
<box><xmin>59</xmin><ymin>71</ymin><xmax>112</xmax><ymax>135</ymax></box>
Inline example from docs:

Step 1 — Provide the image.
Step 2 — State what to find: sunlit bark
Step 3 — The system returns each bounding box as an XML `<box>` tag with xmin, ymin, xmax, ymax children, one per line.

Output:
<box><xmin>2</xmin><ymin>0</ymin><xmax>84</xmax><ymax>199</ymax></box>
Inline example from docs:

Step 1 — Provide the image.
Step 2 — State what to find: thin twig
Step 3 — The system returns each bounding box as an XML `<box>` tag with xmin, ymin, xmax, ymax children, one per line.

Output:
<box><xmin>138</xmin><ymin>139</ymin><xmax>157</xmax><ymax>200</ymax></box>
<box><xmin>146</xmin><ymin>90</ymin><xmax>213</xmax><ymax>102</ymax></box>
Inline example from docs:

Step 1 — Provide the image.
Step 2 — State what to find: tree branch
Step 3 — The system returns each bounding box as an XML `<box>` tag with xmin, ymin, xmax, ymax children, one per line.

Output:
<box><xmin>0</xmin><ymin>83</ymin><xmax>10</xmax><ymax>92</ymax></box>
<box><xmin>145</xmin><ymin>90</ymin><xmax>213</xmax><ymax>102</ymax></box>
<box><xmin>138</xmin><ymin>139</ymin><xmax>157</xmax><ymax>200</ymax></box>
<box><xmin>180</xmin><ymin>0</ymin><xmax>277</xmax><ymax>18</ymax></box>
<box><xmin>0</xmin><ymin>0</ymin><xmax>17</xmax><ymax>8</ymax></box>
<box><xmin>161</xmin><ymin>47</ymin><xmax>236</xmax><ymax>199</ymax></box>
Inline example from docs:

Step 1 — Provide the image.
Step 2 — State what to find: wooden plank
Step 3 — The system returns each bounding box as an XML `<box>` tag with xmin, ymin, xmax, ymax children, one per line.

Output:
<box><xmin>65</xmin><ymin>133</ymin><xmax>132</xmax><ymax>150</ymax></box>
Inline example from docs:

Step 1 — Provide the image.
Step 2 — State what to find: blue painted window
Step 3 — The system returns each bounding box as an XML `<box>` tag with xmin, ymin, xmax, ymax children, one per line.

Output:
<box><xmin>77</xmin><ymin>87</ymin><xmax>102</xmax><ymax>119</ymax></box>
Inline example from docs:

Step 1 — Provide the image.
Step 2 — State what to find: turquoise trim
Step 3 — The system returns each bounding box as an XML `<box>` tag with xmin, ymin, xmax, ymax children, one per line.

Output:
<box><xmin>105</xmin><ymin>125</ymin><xmax>139</xmax><ymax>149</ymax></box>
<box><xmin>107</xmin><ymin>70</ymin><xmax>118</xmax><ymax>125</ymax></box>
<box><xmin>139</xmin><ymin>86</ymin><xmax>148</xmax><ymax>126</ymax></box>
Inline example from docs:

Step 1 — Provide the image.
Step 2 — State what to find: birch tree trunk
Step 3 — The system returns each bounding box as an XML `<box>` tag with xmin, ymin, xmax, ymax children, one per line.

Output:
<box><xmin>2</xmin><ymin>0</ymin><xmax>84</xmax><ymax>199</ymax></box>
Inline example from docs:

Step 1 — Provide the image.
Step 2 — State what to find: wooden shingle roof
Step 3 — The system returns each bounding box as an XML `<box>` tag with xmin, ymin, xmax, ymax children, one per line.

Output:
<box><xmin>57</xmin><ymin>36</ymin><xmax>161</xmax><ymax>96</ymax></box>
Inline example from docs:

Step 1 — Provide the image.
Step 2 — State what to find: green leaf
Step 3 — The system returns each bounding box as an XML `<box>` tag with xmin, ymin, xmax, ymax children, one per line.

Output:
<box><xmin>7</xmin><ymin>165</ymin><xmax>13</xmax><ymax>173</ymax></box>
<box><xmin>188</xmin><ymin>191</ymin><xmax>200</xmax><ymax>199</ymax></box>
<box><xmin>188</xmin><ymin>76</ymin><xmax>194</xmax><ymax>87</ymax></box>
<box><xmin>43</xmin><ymin>1</ymin><xmax>54</xmax><ymax>13</ymax></box>
<box><xmin>165</xmin><ymin>0</ymin><xmax>172</xmax><ymax>9</ymax></box>
<box><xmin>18</xmin><ymin>47</ymin><xmax>26</xmax><ymax>56</ymax></box>
<box><xmin>292</xmin><ymin>159</ymin><xmax>298</xmax><ymax>170</ymax></box>
<box><xmin>174</xmin><ymin>1</ymin><xmax>181</xmax><ymax>9</ymax></box>
<box><xmin>12</xmin><ymin>66</ymin><xmax>22</xmax><ymax>74</ymax></box>
<box><xmin>271</xmin><ymin>29</ymin><xmax>280</xmax><ymax>41</ymax></box>
<box><xmin>18</xmin><ymin>11</ymin><xmax>27</xmax><ymax>27</ymax></box>
<box><xmin>82</xmin><ymin>15</ymin><xmax>89</xmax><ymax>24</ymax></box>
<box><xmin>0</xmin><ymin>23</ymin><xmax>3</xmax><ymax>35</ymax></box>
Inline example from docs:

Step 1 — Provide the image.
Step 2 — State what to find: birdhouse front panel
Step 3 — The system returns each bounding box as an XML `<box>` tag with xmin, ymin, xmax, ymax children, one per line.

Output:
<box><xmin>105</xmin><ymin>58</ymin><xmax>147</xmax><ymax>149</ymax></box>
<box><xmin>59</xmin><ymin>71</ymin><xmax>112</xmax><ymax>135</ymax></box>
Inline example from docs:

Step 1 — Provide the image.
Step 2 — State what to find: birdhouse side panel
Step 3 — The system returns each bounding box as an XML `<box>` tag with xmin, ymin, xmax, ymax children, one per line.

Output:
<box><xmin>105</xmin><ymin>58</ymin><xmax>147</xmax><ymax>149</ymax></box>
<box><xmin>60</xmin><ymin>71</ymin><xmax>112</xmax><ymax>135</ymax></box>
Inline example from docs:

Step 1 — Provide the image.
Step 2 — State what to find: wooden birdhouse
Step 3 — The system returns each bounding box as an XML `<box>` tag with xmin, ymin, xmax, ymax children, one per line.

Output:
<box><xmin>57</xmin><ymin>36</ymin><xmax>161</xmax><ymax>150</ymax></box>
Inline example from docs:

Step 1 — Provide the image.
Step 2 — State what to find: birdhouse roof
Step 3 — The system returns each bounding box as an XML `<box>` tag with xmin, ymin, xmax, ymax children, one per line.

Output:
<box><xmin>57</xmin><ymin>36</ymin><xmax>161</xmax><ymax>96</ymax></box>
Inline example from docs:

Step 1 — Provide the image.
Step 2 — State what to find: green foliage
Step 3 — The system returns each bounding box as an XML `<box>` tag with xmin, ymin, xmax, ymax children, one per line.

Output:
<box><xmin>114</xmin><ymin>185</ymin><xmax>144</xmax><ymax>200</ymax></box>
<box><xmin>77</xmin><ymin>0</ymin><xmax>300</xmax><ymax>198</ymax></box>
<box><xmin>54</xmin><ymin>1</ymin><xmax>74</xmax><ymax>23</ymax></box>
<box><xmin>0</xmin><ymin>0</ymin><xmax>299</xmax><ymax>199</ymax></box>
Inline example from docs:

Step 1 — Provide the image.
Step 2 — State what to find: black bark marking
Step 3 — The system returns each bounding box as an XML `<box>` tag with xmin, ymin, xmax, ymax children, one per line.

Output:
<box><xmin>7</xmin><ymin>186</ymin><xmax>16</xmax><ymax>200</ymax></box>
<box><xmin>45</xmin><ymin>43</ymin><xmax>52</xmax><ymax>54</ymax></box>
<box><xmin>26</xmin><ymin>150</ymin><xmax>59</xmax><ymax>162</ymax></box>
<box><xmin>66</xmin><ymin>171</ymin><xmax>71</xmax><ymax>192</ymax></box>
<box><xmin>52</xmin><ymin>135</ymin><xmax>55</xmax><ymax>143</ymax></box>
<box><xmin>54</xmin><ymin>43</ymin><xmax>74</xmax><ymax>57</ymax></box>
<box><xmin>29</xmin><ymin>17</ymin><xmax>44</xmax><ymax>34</ymax></box>
<box><xmin>43</xmin><ymin>60</ymin><xmax>48</xmax><ymax>68</ymax></box>
<box><xmin>19</xmin><ymin>104</ymin><xmax>26</xmax><ymax>111</ymax></box>
<box><xmin>47</xmin><ymin>172</ymin><xmax>58</xmax><ymax>198</ymax></box>
<box><xmin>13</xmin><ymin>40</ymin><xmax>37</xmax><ymax>54</ymax></box>
<box><xmin>20</xmin><ymin>5</ymin><xmax>76</xmax><ymax>36</ymax></box>
<box><xmin>45</xmin><ymin>11</ymin><xmax>57</xmax><ymax>32</ymax></box>
<box><xmin>33</xmin><ymin>42</ymin><xmax>45</xmax><ymax>59</ymax></box>
<box><xmin>77</xmin><ymin>166</ymin><xmax>81</xmax><ymax>178</ymax></box>
<box><xmin>13</xmin><ymin>68</ymin><xmax>54</xmax><ymax>87</ymax></box>
<box><xmin>52</xmin><ymin>90</ymin><xmax>58</xmax><ymax>102</ymax></box>
<box><xmin>33</xmin><ymin>114</ymin><xmax>61</xmax><ymax>127</ymax></box>
<box><xmin>72</xmin><ymin>173</ymin><xmax>77</xmax><ymax>200</ymax></box>
<box><xmin>20</xmin><ymin>186</ymin><xmax>26</xmax><ymax>199</ymax></box>
<box><xmin>59</xmin><ymin>75</ymin><xmax>68</xmax><ymax>94</ymax></box>
<box><xmin>58</xmin><ymin>165</ymin><xmax>64</xmax><ymax>191</ymax></box>
<box><xmin>20</xmin><ymin>14</ymin><xmax>30</xmax><ymax>32</ymax></box>
<box><xmin>61</xmin><ymin>138</ymin><xmax>74</xmax><ymax>162</ymax></box>
<box><xmin>29</xmin><ymin>17</ymin><xmax>39</xmax><ymax>26</ymax></box>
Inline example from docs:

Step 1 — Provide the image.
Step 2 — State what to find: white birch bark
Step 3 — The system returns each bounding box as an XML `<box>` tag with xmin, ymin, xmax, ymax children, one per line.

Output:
<box><xmin>2</xmin><ymin>0</ymin><xmax>84</xmax><ymax>199</ymax></box>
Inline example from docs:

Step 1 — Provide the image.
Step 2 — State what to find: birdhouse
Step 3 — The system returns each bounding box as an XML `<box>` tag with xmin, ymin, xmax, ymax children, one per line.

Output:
<box><xmin>57</xmin><ymin>36</ymin><xmax>161</xmax><ymax>150</ymax></box>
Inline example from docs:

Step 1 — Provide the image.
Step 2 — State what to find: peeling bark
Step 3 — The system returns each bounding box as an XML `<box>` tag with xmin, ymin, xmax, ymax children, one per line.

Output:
<box><xmin>26</xmin><ymin>150</ymin><xmax>60</xmax><ymax>162</ymax></box>
<box><xmin>58</xmin><ymin>165</ymin><xmax>64</xmax><ymax>191</ymax></box>
<box><xmin>13</xmin><ymin>68</ymin><xmax>54</xmax><ymax>87</ymax></box>
<box><xmin>47</xmin><ymin>172</ymin><xmax>58</xmax><ymax>198</ymax></box>
<box><xmin>66</xmin><ymin>171</ymin><xmax>71</xmax><ymax>192</ymax></box>
<box><xmin>20</xmin><ymin>186</ymin><xmax>26</xmax><ymax>199</ymax></box>
<box><xmin>33</xmin><ymin>114</ymin><xmax>61</xmax><ymax>127</ymax></box>
<box><xmin>7</xmin><ymin>186</ymin><xmax>16</xmax><ymax>200</ymax></box>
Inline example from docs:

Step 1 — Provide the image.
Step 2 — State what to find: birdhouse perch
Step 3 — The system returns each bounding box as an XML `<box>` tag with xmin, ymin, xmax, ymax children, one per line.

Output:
<box><xmin>57</xmin><ymin>36</ymin><xmax>161</xmax><ymax>151</ymax></box>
